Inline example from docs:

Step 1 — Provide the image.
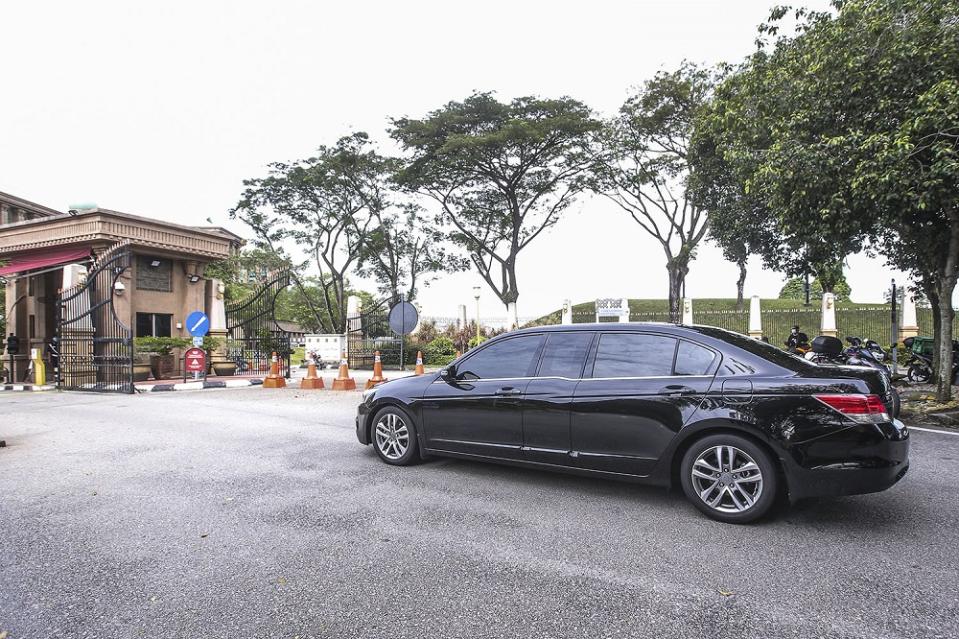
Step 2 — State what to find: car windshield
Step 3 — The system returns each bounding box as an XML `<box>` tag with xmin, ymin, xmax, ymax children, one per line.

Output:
<box><xmin>688</xmin><ymin>326</ymin><xmax>817</xmax><ymax>371</ymax></box>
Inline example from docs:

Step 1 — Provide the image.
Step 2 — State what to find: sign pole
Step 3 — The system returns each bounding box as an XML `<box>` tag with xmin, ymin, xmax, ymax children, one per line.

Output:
<box><xmin>400</xmin><ymin>295</ymin><xmax>406</xmax><ymax>372</ymax></box>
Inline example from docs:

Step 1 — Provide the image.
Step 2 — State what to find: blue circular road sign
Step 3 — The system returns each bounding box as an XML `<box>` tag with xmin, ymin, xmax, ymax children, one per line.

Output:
<box><xmin>186</xmin><ymin>311</ymin><xmax>210</xmax><ymax>337</ymax></box>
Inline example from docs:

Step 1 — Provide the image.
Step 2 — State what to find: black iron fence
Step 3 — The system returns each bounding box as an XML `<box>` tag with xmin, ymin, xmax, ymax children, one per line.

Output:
<box><xmin>225</xmin><ymin>270</ymin><xmax>292</xmax><ymax>377</ymax></box>
<box><xmin>347</xmin><ymin>298</ymin><xmax>402</xmax><ymax>368</ymax></box>
<box><xmin>56</xmin><ymin>244</ymin><xmax>134</xmax><ymax>393</ymax></box>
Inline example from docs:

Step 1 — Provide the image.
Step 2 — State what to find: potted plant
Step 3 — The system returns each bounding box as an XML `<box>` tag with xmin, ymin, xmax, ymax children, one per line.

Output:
<box><xmin>135</xmin><ymin>336</ymin><xmax>190</xmax><ymax>379</ymax></box>
<box><xmin>204</xmin><ymin>335</ymin><xmax>237</xmax><ymax>376</ymax></box>
<box><xmin>132</xmin><ymin>352</ymin><xmax>152</xmax><ymax>382</ymax></box>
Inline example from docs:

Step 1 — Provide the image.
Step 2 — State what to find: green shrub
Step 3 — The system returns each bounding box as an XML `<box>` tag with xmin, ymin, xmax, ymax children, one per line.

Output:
<box><xmin>134</xmin><ymin>336</ymin><xmax>191</xmax><ymax>355</ymax></box>
<box><xmin>468</xmin><ymin>334</ymin><xmax>488</xmax><ymax>349</ymax></box>
<box><xmin>423</xmin><ymin>336</ymin><xmax>457</xmax><ymax>366</ymax></box>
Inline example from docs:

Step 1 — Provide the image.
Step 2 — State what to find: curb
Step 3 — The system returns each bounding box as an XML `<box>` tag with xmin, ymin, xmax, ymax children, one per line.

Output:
<box><xmin>137</xmin><ymin>378</ymin><xmax>264</xmax><ymax>393</ymax></box>
<box><xmin>0</xmin><ymin>384</ymin><xmax>56</xmax><ymax>392</ymax></box>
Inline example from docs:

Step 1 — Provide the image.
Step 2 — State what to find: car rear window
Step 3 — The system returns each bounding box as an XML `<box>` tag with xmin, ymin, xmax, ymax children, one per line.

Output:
<box><xmin>675</xmin><ymin>340</ymin><xmax>716</xmax><ymax>375</ymax></box>
<box><xmin>592</xmin><ymin>333</ymin><xmax>676</xmax><ymax>378</ymax></box>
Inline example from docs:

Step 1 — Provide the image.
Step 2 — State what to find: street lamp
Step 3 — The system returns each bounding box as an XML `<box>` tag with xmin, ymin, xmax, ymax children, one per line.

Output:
<box><xmin>473</xmin><ymin>286</ymin><xmax>481</xmax><ymax>341</ymax></box>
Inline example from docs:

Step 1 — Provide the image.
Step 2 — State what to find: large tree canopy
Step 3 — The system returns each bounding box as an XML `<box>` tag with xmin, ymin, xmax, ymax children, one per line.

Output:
<box><xmin>391</xmin><ymin>92</ymin><xmax>600</xmax><ymax>327</ymax></box>
<box><xmin>696</xmin><ymin>0</ymin><xmax>959</xmax><ymax>399</ymax></box>
<box><xmin>594</xmin><ymin>62</ymin><xmax>713</xmax><ymax>321</ymax></box>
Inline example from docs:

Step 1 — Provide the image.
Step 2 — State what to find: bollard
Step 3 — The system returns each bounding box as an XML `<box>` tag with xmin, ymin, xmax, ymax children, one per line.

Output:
<box><xmin>414</xmin><ymin>350</ymin><xmax>425</xmax><ymax>376</ymax></box>
<box><xmin>31</xmin><ymin>348</ymin><xmax>46</xmax><ymax>386</ymax></box>
<box><xmin>365</xmin><ymin>350</ymin><xmax>388</xmax><ymax>390</ymax></box>
<box><xmin>332</xmin><ymin>352</ymin><xmax>356</xmax><ymax>390</ymax></box>
<box><xmin>300</xmin><ymin>356</ymin><xmax>325</xmax><ymax>390</ymax></box>
<box><xmin>262</xmin><ymin>352</ymin><xmax>287</xmax><ymax>389</ymax></box>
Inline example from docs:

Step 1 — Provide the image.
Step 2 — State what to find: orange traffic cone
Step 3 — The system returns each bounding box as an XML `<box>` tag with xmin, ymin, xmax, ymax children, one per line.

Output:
<box><xmin>455</xmin><ymin>350</ymin><xmax>462</xmax><ymax>359</ymax></box>
<box><xmin>332</xmin><ymin>352</ymin><xmax>356</xmax><ymax>390</ymax></box>
<box><xmin>365</xmin><ymin>350</ymin><xmax>388</xmax><ymax>389</ymax></box>
<box><xmin>300</xmin><ymin>356</ymin><xmax>325</xmax><ymax>390</ymax></box>
<box><xmin>263</xmin><ymin>352</ymin><xmax>287</xmax><ymax>389</ymax></box>
<box><xmin>414</xmin><ymin>351</ymin><xmax>425</xmax><ymax>376</ymax></box>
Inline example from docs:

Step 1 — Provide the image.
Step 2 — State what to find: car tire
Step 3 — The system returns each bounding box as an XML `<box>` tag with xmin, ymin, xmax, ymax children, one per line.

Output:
<box><xmin>680</xmin><ymin>433</ymin><xmax>779</xmax><ymax>524</ymax></box>
<box><xmin>371</xmin><ymin>406</ymin><xmax>420</xmax><ymax>466</ymax></box>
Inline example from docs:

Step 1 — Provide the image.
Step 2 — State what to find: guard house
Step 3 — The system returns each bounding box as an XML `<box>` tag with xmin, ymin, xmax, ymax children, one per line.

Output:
<box><xmin>0</xmin><ymin>191</ymin><xmax>242</xmax><ymax>385</ymax></box>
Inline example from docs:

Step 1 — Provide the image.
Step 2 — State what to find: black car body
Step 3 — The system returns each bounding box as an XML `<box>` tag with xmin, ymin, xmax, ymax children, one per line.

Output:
<box><xmin>356</xmin><ymin>324</ymin><xmax>909</xmax><ymax>522</ymax></box>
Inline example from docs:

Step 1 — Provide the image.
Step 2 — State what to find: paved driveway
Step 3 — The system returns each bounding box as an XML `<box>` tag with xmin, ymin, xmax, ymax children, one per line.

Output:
<box><xmin>1</xmin><ymin>389</ymin><xmax>957</xmax><ymax>638</ymax></box>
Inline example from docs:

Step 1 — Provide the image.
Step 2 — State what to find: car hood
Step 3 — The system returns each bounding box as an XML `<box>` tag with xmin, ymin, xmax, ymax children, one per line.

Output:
<box><xmin>374</xmin><ymin>371</ymin><xmax>437</xmax><ymax>396</ymax></box>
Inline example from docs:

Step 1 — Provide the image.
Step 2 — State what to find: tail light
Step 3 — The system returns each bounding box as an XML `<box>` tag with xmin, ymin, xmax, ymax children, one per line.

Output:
<box><xmin>815</xmin><ymin>394</ymin><xmax>890</xmax><ymax>423</ymax></box>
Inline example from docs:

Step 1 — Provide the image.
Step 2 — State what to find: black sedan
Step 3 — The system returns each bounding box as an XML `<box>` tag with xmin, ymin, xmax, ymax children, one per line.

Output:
<box><xmin>356</xmin><ymin>324</ymin><xmax>909</xmax><ymax>523</ymax></box>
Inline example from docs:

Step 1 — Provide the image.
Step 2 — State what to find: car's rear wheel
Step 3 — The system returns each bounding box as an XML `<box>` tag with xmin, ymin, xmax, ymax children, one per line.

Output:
<box><xmin>680</xmin><ymin>434</ymin><xmax>779</xmax><ymax>524</ymax></box>
<box><xmin>372</xmin><ymin>407</ymin><xmax>420</xmax><ymax>466</ymax></box>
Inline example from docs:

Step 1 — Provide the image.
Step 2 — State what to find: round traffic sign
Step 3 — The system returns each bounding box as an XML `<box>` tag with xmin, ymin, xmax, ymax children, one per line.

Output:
<box><xmin>186</xmin><ymin>311</ymin><xmax>210</xmax><ymax>337</ymax></box>
<box><xmin>388</xmin><ymin>301</ymin><xmax>419</xmax><ymax>335</ymax></box>
<box><xmin>184</xmin><ymin>347</ymin><xmax>206</xmax><ymax>373</ymax></box>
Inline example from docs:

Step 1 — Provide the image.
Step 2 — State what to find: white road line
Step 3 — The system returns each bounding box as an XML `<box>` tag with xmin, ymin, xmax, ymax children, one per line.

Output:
<box><xmin>909</xmin><ymin>425</ymin><xmax>959</xmax><ymax>436</ymax></box>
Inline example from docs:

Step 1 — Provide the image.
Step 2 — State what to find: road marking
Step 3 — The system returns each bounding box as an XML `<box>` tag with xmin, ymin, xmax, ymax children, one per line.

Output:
<box><xmin>909</xmin><ymin>425</ymin><xmax>959</xmax><ymax>436</ymax></box>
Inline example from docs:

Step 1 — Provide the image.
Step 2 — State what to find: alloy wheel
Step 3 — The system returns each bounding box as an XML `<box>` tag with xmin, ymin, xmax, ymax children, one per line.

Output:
<box><xmin>690</xmin><ymin>445</ymin><xmax>764</xmax><ymax>514</ymax></box>
<box><xmin>374</xmin><ymin>412</ymin><xmax>410</xmax><ymax>461</ymax></box>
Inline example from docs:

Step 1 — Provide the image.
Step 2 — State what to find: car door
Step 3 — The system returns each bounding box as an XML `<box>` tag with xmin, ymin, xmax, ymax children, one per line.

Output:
<box><xmin>421</xmin><ymin>333</ymin><xmax>546</xmax><ymax>460</ymax></box>
<box><xmin>521</xmin><ymin>331</ymin><xmax>595</xmax><ymax>466</ymax></box>
<box><xmin>570</xmin><ymin>332</ymin><xmax>718</xmax><ymax>476</ymax></box>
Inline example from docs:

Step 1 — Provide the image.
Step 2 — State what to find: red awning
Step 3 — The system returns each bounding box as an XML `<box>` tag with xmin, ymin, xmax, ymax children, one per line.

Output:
<box><xmin>0</xmin><ymin>247</ymin><xmax>91</xmax><ymax>276</ymax></box>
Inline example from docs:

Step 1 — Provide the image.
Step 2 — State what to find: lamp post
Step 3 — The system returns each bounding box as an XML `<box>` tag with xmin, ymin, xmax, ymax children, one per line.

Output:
<box><xmin>473</xmin><ymin>286</ymin><xmax>481</xmax><ymax>341</ymax></box>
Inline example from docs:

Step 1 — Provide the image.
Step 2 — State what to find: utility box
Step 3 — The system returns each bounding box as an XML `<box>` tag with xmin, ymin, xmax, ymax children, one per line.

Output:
<box><xmin>304</xmin><ymin>334</ymin><xmax>346</xmax><ymax>368</ymax></box>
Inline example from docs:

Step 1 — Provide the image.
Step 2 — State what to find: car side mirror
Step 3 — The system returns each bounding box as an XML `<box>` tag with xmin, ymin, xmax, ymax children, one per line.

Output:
<box><xmin>440</xmin><ymin>366</ymin><xmax>455</xmax><ymax>380</ymax></box>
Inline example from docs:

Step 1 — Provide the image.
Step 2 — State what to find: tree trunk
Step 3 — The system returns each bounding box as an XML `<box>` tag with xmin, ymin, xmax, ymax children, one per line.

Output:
<box><xmin>666</xmin><ymin>259</ymin><xmax>689</xmax><ymax>323</ymax></box>
<box><xmin>735</xmin><ymin>261</ymin><xmax>747</xmax><ymax>311</ymax></box>
<box><xmin>924</xmin><ymin>284</ymin><xmax>942</xmax><ymax>386</ymax></box>
<box><xmin>935</xmin><ymin>286</ymin><xmax>956</xmax><ymax>401</ymax></box>
<box><xmin>934</xmin><ymin>212</ymin><xmax>959</xmax><ymax>402</ymax></box>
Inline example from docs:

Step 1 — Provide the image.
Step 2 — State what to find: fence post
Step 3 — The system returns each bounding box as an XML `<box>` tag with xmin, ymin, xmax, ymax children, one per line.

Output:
<box><xmin>901</xmin><ymin>290</ymin><xmax>919</xmax><ymax>339</ymax></box>
<box><xmin>561</xmin><ymin>299</ymin><xmax>572</xmax><ymax>325</ymax></box>
<box><xmin>821</xmin><ymin>293</ymin><xmax>838</xmax><ymax>337</ymax></box>
<box><xmin>748</xmin><ymin>295</ymin><xmax>763</xmax><ymax>338</ymax></box>
<box><xmin>681</xmin><ymin>298</ymin><xmax>693</xmax><ymax>325</ymax></box>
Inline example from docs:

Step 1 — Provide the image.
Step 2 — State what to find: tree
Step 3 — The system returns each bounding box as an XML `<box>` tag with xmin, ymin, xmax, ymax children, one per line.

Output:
<box><xmin>391</xmin><ymin>93</ymin><xmax>601</xmax><ymax>328</ymax></box>
<box><xmin>356</xmin><ymin>202</ymin><xmax>465</xmax><ymax>302</ymax></box>
<box><xmin>779</xmin><ymin>274</ymin><xmax>851</xmax><ymax>302</ymax></box>
<box><xmin>700</xmin><ymin>0</ymin><xmax>959</xmax><ymax>399</ymax></box>
<box><xmin>688</xmin><ymin>93</ymin><xmax>773</xmax><ymax>310</ymax></box>
<box><xmin>231</xmin><ymin>132</ymin><xmax>390</xmax><ymax>333</ymax></box>
<box><xmin>592</xmin><ymin>62</ymin><xmax>713</xmax><ymax>321</ymax></box>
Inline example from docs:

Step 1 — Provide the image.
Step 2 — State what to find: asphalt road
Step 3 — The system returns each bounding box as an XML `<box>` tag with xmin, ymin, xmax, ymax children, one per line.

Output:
<box><xmin>1</xmin><ymin>388</ymin><xmax>957</xmax><ymax>639</ymax></box>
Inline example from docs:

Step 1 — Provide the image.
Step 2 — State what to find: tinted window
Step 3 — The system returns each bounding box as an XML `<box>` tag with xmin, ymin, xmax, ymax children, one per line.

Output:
<box><xmin>675</xmin><ymin>340</ymin><xmax>716</xmax><ymax>375</ymax></box>
<box><xmin>592</xmin><ymin>333</ymin><xmax>676</xmax><ymax>378</ymax></box>
<box><xmin>689</xmin><ymin>326</ymin><xmax>815</xmax><ymax>372</ymax></box>
<box><xmin>458</xmin><ymin>335</ymin><xmax>545</xmax><ymax>380</ymax></box>
<box><xmin>537</xmin><ymin>332</ymin><xmax>593</xmax><ymax>378</ymax></box>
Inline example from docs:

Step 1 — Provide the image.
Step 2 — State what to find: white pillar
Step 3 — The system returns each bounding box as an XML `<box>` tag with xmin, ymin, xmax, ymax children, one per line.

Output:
<box><xmin>346</xmin><ymin>295</ymin><xmax>362</xmax><ymax>335</ymax></box>
<box><xmin>748</xmin><ymin>295</ymin><xmax>762</xmax><ymax>338</ymax></box>
<box><xmin>681</xmin><ymin>297</ymin><xmax>693</xmax><ymax>325</ymax></box>
<box><xmin>821</xmin><ymin>292</ymin><xmax>837</xmax><ymax>337</ymax></box>
<box><xmin>901</xmin><ymin>290</ymin><xmax>919</xmax><ymax>339</ymax></box>
<box><xmin>619</xmin><ymin>297</ymin><xmax>630</xmax><ymax>323</ymax></box>
<box><xmin>561</xmin><ymin>299</ymin><xmax>572</xmax><ymax>325</ymax></box>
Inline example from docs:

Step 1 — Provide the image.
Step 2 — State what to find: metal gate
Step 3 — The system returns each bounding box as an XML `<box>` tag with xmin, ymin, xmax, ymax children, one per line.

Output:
<box><xmin>347</xmin><ymin>297</ymin><xmax>402</xmax><ymax>368</ymax></box>
<box><xmin>56</xmin><ymin>244</ymin><xmax>134</xmax><ymax>393</ymax></box>
<box><xmin>225</xmin><ymin>270</ymin><xmax>292</xmax><ymax>377</ymax></box>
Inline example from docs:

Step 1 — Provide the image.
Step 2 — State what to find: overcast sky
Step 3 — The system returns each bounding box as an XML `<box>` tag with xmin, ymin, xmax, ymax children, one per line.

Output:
<box><xmin>2</xmin><ymin>0</ymin><xmax>908</xmax><ymax>320</ymax></box>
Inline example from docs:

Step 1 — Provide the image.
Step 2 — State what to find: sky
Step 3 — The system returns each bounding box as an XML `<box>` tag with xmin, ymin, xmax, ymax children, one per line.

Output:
<box><xmin>2</xmin><ymin>0</ymin><xmax>908</xmax><ymax>322</ymax></box>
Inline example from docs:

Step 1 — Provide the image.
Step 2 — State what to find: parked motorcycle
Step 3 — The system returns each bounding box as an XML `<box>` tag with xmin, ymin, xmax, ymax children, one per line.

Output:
<box><xmin>902</xmin><ymin>336</ymin><xmax>959</xmax><ymax>383</ymax></box>
<box><xmin>806</xmin><ymin>335</ymin><xmax>901</xmax><ymax>418</ymax></box>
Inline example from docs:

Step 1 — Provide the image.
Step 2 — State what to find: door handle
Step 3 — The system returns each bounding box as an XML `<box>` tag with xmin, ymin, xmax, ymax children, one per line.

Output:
<box><xmin>495</xmin><ymin>387</ymin><xmax>521</xmax><ymax>396</ymax></box>
<box><xmin>660</xmin><ymin>384</ymin><xmax>696</xmax><ymax>397</ymax></box>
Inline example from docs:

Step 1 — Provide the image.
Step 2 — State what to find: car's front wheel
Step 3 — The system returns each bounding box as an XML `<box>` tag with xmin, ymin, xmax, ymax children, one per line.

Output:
<box><xmin>680</xmin><ymin>434</ymin><xmax>779</xmax><ymax>524</ymax></box>
<box><xmin>372</xmin><ymin>407</ymin><xmax>420</xmax><ymax>466</ymax></box>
